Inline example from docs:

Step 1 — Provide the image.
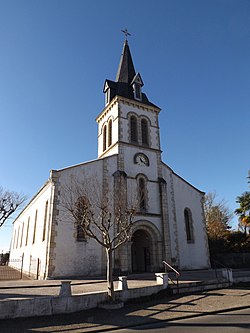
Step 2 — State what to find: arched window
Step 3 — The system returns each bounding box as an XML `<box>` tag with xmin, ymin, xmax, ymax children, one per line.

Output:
<box><xmin>12</xmin><ymin>229</ymin><xmax>16</xmax><ymax>249</ymax></box>
<box><xmin>77</xmin><ymin>225</ymin><xmax>85</xmax><ymax>241</ymax></box>
<box><xmin>108</xmin><ymin>119</ymin><xmax>112</xmax><ymax>147</ymax></box>
<box><xmin>138</xmin><ymin>177</ymin><xmax>146</xmax><ymax>211</ymax></box>
<box><xmin>141</xmin><ymin>119</ymin><xmax>149</xmax><ymax>145</ymax></box>
<box><xmin>184</xmin><ymin>208</ymin><xmax>194</xmax><ymax>242</ymax></box>
<box><xmin>130</xmin><ymin>116</ymin><xmax>138</xmax><ymax>143</ymax></box>
<box><xmin>20</xmin><ymin>222</ymin><xmax>24</xmax><ymax>248</ymax></box>
<box><xmin>105</xmin><ymin>88</ymin><xmax>110</xmax><ymax>105</ymax></box>
<box><xmin>33</xmin><ymin>210</ymin><xmax>38</xmax><ymax>244</ymax></box>
<box><xmin>25</xmin><ymin>217</ymin><xmax>30</xmax><ymax>246</ymax></box>
<box><xmin>16</xmin><ymin>225</ymin><xmax>20</xmax><ymax>248</ymax></box>
<box><xmin>74</xmin><ymin>196</ymin><xmax>89</xmax><ymax>241</ymax></box>
<box><xmin>133</xmin><ymin>83</ymin><xmax>142</xmax><ymax>100</ymax></box>
<box><xmin>42</xmin><ymin>201</ymin><xmax>48</xmax><ymax>241</ymax></box>
<box><xmin>103</xmin><ymin>125</ymin><xmax>107</xmax><ymax>152</ymax></box>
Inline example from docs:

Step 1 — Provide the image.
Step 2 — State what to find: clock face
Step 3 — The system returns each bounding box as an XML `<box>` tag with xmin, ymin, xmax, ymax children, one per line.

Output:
<box><xmin>135</xmin><ymin>153</ymin><xmax>149</xmax><ymax>166</ymax></box>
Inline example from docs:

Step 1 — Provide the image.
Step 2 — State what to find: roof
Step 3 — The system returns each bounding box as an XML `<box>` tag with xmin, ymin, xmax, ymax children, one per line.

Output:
<box><xmin>116</xmin><ymin>40</ymin><xmax>136</xmax><ymax>84</ymax></box>
<box><xmin>103</xmin><ymin>40</ymin><xmax>160</xmax><ymax>109</ymax></box>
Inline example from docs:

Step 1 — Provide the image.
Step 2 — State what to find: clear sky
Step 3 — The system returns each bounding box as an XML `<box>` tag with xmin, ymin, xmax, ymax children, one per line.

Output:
<box><xmin>0</xmin><ymin>0</ymin><xmax>249</xmax><ymax>252</ymax></box>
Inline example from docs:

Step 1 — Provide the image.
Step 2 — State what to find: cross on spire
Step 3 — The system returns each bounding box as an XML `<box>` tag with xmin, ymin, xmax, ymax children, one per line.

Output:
<box><xmin>121</xmin><ymin>29</ymin><xmax>131</xmax><ymax>41</ymax></box>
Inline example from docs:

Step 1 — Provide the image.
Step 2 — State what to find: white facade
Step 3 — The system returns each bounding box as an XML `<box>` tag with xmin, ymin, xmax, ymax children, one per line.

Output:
<box><xmin>9</xmin><ymin>41</ymin><xmax>210</xmax><ymax>279</ymax></box>
<box><xmin>9</xmin><ymin>182</ymin><xmax>54</xmax><ymax>279</ymax></box>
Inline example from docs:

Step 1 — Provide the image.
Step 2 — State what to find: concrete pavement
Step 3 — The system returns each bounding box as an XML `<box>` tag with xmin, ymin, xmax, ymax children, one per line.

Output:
<box><xmin>0</xmin><ymin>286</ymin><xmax>250</xmax><ymax>332</ymax></box>
<box><xmin>0</xmin><ymin>270</ymin><xmax>217</xmax><ymax>299</ymax></box>
<box><xmin>0</xmin><ymin>269</ymin><xmax>250</xmax><ymax>324</ymax></box>
<box><xmin>0</xmin><ymin>269</ymin><xmax>249</xmax><ymax>299</ymax></box>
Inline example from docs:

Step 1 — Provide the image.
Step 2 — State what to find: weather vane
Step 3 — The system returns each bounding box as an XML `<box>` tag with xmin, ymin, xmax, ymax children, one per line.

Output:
<box><xmin>121</xmin><ymin>29</ymin><xmax>131</xmax><ymax>41</ymax></box>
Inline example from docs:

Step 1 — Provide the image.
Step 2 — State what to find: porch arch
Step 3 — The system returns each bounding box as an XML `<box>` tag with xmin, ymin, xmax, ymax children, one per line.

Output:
<box><xmin>130</xmin><ymin>220</ymin><xmax>162</xmax><ymax>273</ymax></box>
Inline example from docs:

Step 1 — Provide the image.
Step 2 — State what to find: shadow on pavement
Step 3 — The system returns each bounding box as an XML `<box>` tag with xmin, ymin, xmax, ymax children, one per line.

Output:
<box><xmin>0</xmin><ymin>290</ymin><xmax>242</xmax><ymax>333</ymax></box>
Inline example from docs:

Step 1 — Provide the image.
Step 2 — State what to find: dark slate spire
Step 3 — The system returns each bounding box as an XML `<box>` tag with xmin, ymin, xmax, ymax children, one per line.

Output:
<box><xmin>116</xmin><ymin>40</ymin><xmax>136</xmax><ymax>84</ymax></box>
<box><xmin>103</xmin><ymin>40</ymin><xmax>159</xmax><ymax>109</ymax></box>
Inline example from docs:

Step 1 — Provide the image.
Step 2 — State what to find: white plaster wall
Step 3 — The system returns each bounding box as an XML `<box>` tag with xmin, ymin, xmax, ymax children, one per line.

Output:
<box><xmin>123</xmin><ymin>147</ymin><xmax>159</xmax><ymax>179</ymax></box>
<box><xmin>51</xmin><ymin>155</ymin><xmax>118</xmax><ymax>278</ymax></box>
<box><xmin>101</xmin><ymin>144</ymin><xmax>119</xmax><ymax>158</ymax></box>
<box><xmin>161</xmin><ymin>165</ymin><xmax>178</xmax><ymax>263</ymax></box>
<box><xmin>161</xmin><ymin>163</ymin><xmax>210</xmax><ymax>269</ymax></box>
<box><xmin>9</xmin><ymin>182</ymin><xmax>53</xmax><ymax>279</ymax></box>
<box><xmin>97</xmin><ymin>102</ymin><xmax>119</xmax><ymax>158</ymax></box>
<box><xmin>171</xmin><ymin>173</ymin><xmax>210</xmax><ymax>269</ymax></box>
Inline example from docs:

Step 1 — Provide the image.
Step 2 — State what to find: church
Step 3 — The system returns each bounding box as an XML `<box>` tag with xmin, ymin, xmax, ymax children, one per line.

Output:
<box><xmin>9</xmin><ymin>39</ymin><xmax>210</xmax><ymax>279</ymax></box>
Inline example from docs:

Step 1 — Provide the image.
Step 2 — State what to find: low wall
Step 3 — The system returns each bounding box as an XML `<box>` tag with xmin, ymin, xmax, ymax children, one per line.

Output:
<box><xmin>0</xmin><ymin>284</ymin><xmax>166</xmax><ymax>320</ymax></box>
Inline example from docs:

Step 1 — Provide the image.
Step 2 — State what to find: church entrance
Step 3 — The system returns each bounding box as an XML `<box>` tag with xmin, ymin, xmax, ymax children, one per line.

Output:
<box><xmin>131</xmin><ymin>229</ymin><xmax>152</xmax><ymax>272</ymax></box>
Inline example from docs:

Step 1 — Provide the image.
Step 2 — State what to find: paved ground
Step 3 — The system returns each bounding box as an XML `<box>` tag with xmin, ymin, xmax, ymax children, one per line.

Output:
<box><xmin>0</xmin><ymin>286</ymin><xmax>250</xmax><ymax>332</ymax></box>
<box><xmin>0</xmin><ymin>269</ymin><xmax>249</xmax><ymax>299</ymax></box>
<box><xmin>0</xmin><ymin>270</ymin><xmax>218</xmax><ymax>299</ymax></box>
<box><xmin>0</xmin><ymin>269</ymin><xmax>250</xmax><ymax>332</ymax></box>
<box><xmin>113</xmin><ymin>308</ymin><xmax>250</xmax><ymax>333</ymax></box>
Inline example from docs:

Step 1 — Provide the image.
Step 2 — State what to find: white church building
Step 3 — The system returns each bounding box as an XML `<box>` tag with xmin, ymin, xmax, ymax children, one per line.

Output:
<box><xmin>9</xmin><ymin>40</ymin><xmax>210</xmax><ymax>279</ymax></box>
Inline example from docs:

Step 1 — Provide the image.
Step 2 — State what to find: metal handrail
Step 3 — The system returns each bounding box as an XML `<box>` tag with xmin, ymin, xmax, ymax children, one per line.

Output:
<box><xmin>162</xmin><ymin>261</ymin><xmax>180</xmax><ymax>293</ymax></box>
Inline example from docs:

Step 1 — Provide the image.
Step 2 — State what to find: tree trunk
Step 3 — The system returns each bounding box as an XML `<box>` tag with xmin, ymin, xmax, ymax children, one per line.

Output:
<box><xmin>106</xmin><ymin>247</ymin><xmax>115</xmax><ymax>302</ymax></box>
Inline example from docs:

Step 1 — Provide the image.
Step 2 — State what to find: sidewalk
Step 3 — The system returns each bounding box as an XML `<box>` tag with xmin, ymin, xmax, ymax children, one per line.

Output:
<box><xmin>0</xmin><ymin>269</ymin><xmax>249</xmax><ymax>324</ymax></box>
<box><xmin>0</xmin><ymin>269</ymin><xmax>249</xmax><ymax>299</ymax></box>
<box><xmin>0</xmin><ymin>286</ymin><xmax>250</xmax><ymax>332</ymax></box>
<box><xmin>0</xmin><ymin>270</ymin><xmax>223</xmax><ymax>299</ymax></box>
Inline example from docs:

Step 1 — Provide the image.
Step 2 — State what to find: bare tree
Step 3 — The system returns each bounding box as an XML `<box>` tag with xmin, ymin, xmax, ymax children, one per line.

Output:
<box><xmin>61</xmin><ymin>175</ymin><xmax>138</xmax><ymax>302</ymax></box>
<box><xmin>0</xmin><ymin>187</ymin><xmax>26</xmax><ymax>228</ymax></box>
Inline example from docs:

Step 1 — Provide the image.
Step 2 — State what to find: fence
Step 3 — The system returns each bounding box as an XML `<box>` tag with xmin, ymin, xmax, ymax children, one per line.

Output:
<box><xmin>0</xmin><ymin>255</ymin><xmax>40</xmax><ymax>280</ymax></box>
<box><xmin>212</xmin><ymin>253</ymin><xmax>250</xmax><ymax>268</ymax></box>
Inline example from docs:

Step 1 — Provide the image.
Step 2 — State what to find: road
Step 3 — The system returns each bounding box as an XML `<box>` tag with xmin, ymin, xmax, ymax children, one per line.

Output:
<box><xmin>0</xmin><ymin>307</ymin><xmax>249</xmax><ymax>333</ymax></box>
<box><xmin>115</xmin><ymin>308</ymin><xmax>250</xmax><ymax>333</ymax></box>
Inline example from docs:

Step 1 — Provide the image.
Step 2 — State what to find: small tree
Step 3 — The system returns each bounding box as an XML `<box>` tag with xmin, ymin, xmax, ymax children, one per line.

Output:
<box><xmin>61</xmin><ymin>176</ymin><xmax>137</xmax><ymax>302</ymax></box>
<box><xmin>0</xmin><ymin>187</ymin><xmax>26</xmax><ymax>228</ymax></box>
<box><xmin>203</xmin><ymin>192</ymin><xmax>232</xmax><ymax>255</ymax></box>
<box><xmin>204</xmin><ymin>192</ymin><xmax>232</xmax><ymax>234</ymax></box>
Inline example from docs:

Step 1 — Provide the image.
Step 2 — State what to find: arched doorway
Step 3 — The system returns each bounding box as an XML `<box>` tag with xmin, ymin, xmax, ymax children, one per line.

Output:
<box><xmin>131</xmin><ymin>229</ymin><xmax>152</xmax><ymax>272</ymax></box>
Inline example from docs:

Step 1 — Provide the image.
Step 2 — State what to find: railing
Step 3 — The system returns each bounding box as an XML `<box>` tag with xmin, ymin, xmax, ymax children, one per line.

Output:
<box><xmin>0</xmin><ymin>256</ymin><xmax>40</xmax><ymax>280</ymax></box>
<box><xmin>212</xmin><ymin>259</ymin><xmax>231</xmax><ymax>284</ymax></box>
<box><xmin>162</xmin><ymin>260</ymin><xmax>180</xmax><ymax>293</ymax></box>
<box><xmin>0</xmin><ymin>255</ymin><xmax>24</xmax><ymax>280</ymax></box>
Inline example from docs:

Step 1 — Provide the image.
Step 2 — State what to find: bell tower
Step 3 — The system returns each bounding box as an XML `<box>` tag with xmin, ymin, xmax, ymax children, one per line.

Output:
<box><xmin>96</xmin><ymin>39</ymin><xmax>162</xmax><ymax>165</ymax></box>
<box><xmin>96</xmin><ymin>37</ymin><xmax>172</xmax><ymax>272</ymax></box>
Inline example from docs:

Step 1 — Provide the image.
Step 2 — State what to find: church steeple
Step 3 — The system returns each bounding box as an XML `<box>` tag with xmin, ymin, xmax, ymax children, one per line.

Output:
<box><xmin>103</xmin><ymin>40</ymin><xmax>159</xmax><ymax>108</ymax></box>
<box><xmin>116</xmin><ymin>40</ymin><xmax>136</xmax><ymax>84</ymax></box>
<box><xmin>98</xmin><ymin>38</ymin><xmax>161</xmax><ymax>159</ymax></box>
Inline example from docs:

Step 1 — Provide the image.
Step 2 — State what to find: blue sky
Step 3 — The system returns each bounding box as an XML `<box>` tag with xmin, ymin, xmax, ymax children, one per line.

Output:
<box><xmin>0</xmin><ymin>0</ymin><xmax>249</xmax><ymax>252</ymax></box>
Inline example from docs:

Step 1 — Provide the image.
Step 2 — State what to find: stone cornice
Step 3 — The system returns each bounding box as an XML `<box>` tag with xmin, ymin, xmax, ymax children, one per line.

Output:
<box><xmin>117</xmin><ymin>95</ymin><xmax>161</xmax><ymax>114</ymax></box>
<box><xmin>95</xmin><ymin>97</ymin><xmax>119</xmax><ymax>123</ymax></box>
<box><xmin>96</xmin><ymin>95</ymin><xmax>161</xmax><ymax>123</ymax></box>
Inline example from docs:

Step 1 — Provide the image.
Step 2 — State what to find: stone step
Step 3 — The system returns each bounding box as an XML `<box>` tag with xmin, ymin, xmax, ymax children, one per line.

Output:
<box><xmin>169</xmin><ymin>280</ymin><xmax>231</xmax><ymax>294</ymax></box>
